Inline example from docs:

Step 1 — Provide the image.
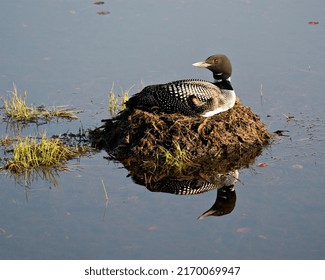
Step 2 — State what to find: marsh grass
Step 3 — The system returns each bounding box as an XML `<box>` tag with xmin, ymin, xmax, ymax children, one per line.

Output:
<box><xmin>37</xmin><ymin>105</ymin><xmax>80</xmax><ymax>120</ymax></box>
<box><xmin>0</xmin><ymin>85</ymin><xmax>91</xmax><ymax>188</ymax></box>
<box><xmin>2</xmin><ymin>132</ymin><xmax>91</xmax><ymax>174</ymax></box>
<box><xmin>108</xmin><ymin>83</ymin><xmax>130</xmax><ymax>116</ymax></box>
<box><xmin>156</xmin><ymin>141</ymin><xmax>193</xmax><ymax>174</ymax></box>
<box><xmin>101</xmin><ymin>179</ymin><xmax>109</xmax><ymax>208</ymax></box>
<box><xmin>3</xmin><ymin>85</ymin><xmax>80</xmax><ymax>122</ymax></box>
<box><xmin>0</xmin><ymin>135</ymin><xmax>18</xmax><ymax>146</ymax></box>
<box><xmin>3</xmin><ymin>85</ymin><xmax>31</xmax><ymax>121</ymax></box>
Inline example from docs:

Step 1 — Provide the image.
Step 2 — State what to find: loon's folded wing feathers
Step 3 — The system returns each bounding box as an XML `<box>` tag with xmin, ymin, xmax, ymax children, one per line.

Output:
<box><xmin>165</xmin><ymin>79</ymin><xmax>221</xmax><ymax>99</ymax></box>
<box><xmin>126</xmin><ymin>79</ymin><xmax>223</xmax><ymax>116</ymax></box>
<box><xmin>160</xmin><ymin>79</ymin><xmax>222</xmax><ymax>115</ymax></box>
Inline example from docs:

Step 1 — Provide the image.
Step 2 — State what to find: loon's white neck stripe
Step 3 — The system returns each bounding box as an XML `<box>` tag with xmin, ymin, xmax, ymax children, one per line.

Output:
<box><xmin>214</xmin><ymin>77</ymin><xmax>231</xmax><ymax>83</ymax></box>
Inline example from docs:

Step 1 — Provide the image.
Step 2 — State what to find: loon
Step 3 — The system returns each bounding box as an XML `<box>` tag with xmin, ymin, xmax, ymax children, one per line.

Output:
<box><xmin>125</xmin><ymin>54</ymin><xmax>236</xmax><ymax>117</ymax></box>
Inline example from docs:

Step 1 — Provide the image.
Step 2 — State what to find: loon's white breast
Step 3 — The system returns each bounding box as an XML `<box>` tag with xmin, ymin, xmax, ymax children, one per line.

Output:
<box><xmin>201</xmin><ymin>89</ymin><xmax>236</xmax><ymax>117</ymax></box>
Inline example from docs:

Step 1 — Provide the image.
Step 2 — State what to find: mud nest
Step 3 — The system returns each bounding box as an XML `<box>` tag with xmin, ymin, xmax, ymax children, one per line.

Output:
<box><xmin>89</xmin><ymin>98</ymin><xmax>273</xmax><ymax>175</ymax></box>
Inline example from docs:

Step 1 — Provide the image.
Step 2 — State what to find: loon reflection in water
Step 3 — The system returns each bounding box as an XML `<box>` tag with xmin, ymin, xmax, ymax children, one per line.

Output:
<box><xmin>130</xmin><ymin>170</ymin><xmax>239</xmax><ymax>218</ymax></box>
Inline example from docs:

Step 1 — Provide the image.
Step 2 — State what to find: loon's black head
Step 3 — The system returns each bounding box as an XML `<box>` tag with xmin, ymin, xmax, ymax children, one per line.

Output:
<box><xmin>192</xmin><ymin>54</ymin><xmax>232</xmax><ymax>81</ymax></box>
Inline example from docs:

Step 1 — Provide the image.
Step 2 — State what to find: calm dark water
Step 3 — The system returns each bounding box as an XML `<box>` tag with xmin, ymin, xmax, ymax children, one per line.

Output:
<box><xmin>0</xmin><ymin>0</ymin><xmax>324</xmax><ymax>259</ymax></box>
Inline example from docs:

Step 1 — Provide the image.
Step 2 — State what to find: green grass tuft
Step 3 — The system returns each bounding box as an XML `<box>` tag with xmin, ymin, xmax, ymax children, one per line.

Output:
<box><xmin>108</xmin><ymin>83</ymin><xmax>130</xmax><ymax>116</ymax></box>
<box><xmin>156</xmin><ymin>141</ymin><xmax>192</xmax><ymax>173</ymax></box>
<box><xmin>3</xmin><ymin>84</ymin><xmax>33</xmax><ymax>121</ymax></box>
<box><xmin>2</xmin><ymin>132</ymin><xmax>91</xmax><ymax>174</ymax></box>
<box><xmin>3</xmin><ymin>84</ymin><xmax>80</xmax><ymax>122</ymax></box>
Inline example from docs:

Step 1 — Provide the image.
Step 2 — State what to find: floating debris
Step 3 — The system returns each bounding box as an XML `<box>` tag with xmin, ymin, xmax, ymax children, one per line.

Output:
<box><xmin>283</xmin><ymin>113</ymin><xmax>295</xmax><ymax>121</ymax></box>
<box><xmin>97</xmin><ymin>11</ymin><xmax>110</xmax><ymax>15</ymax></box>
<box><xmin>274</xmin><ymin>130</ymin><xmax>289</xmax><ymax>136</ymax></box>
<box><xmin>256</xmin><ymin>162</ymin><xmax>269</xmax><ymax>167</ymax></box>
<box><xmin>236</xmin><ymin>227</ymin><xmax>251</xmax><ymax>234</ymax></box>
<box><xmin>292</xmin><ymin>164</ymin><xmax>303</xmax><ymax>169</ymax></box>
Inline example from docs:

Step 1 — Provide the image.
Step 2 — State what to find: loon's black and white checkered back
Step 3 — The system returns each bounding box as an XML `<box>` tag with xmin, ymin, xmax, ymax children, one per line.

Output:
<box><xmin>127</xmin><ymin>79</ymin><xmax>222</xmax><ymax>116</ymax></box>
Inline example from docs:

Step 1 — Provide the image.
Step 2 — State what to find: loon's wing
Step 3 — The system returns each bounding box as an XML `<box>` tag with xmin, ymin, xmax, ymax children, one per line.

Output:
<box><xmin>126</xmin><ymin>79</ymin><xmax>221</xmax><ymax>116</ymax></box>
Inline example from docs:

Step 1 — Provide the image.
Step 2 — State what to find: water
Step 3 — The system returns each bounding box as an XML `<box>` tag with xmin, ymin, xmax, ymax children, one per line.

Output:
<box><xmin>0</xmin><ymin>0</ymin><xmax>325</xmax><ymax>260</ymax></box>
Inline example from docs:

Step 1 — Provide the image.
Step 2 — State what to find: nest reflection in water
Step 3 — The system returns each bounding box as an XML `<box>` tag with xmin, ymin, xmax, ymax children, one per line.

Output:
<box><xmin>90</xmin><ymin>98</ymin><xmax>273</xmax><ymax>218</ymax></box>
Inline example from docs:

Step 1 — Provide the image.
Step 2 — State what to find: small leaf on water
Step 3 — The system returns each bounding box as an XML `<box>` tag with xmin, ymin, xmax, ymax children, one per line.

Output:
<box><xmin>274</xmin><ymin>130</ymin><xmax>289</xmax><ymax>136</ymax></box>
<box><xmin>256</xmin><ymin>162</ymin><xmax>268</xmax><ymax>167</ymax></box>
<box><xmin>148</xmin><ymin>226</ymin><xmax>159</xmax><ymax>231</ymax></box>
<box><xmin>97</xmin><ymin>11</ymin><xmax>110</xmax><ymax>15</ymax></box>
<box><xmin>258</xmin><ymin>235</ymin><xmax>267</xmax><ymax>240</ymax></box>
<box><xmin>236</xmin><ymin>227</ymin><xmax>250</xmax><ymax>234</ymax></box>
<box><xmin>292</xmin><ymin>164</ymin><xmax>303</xmax><ymax>169</ymax></box>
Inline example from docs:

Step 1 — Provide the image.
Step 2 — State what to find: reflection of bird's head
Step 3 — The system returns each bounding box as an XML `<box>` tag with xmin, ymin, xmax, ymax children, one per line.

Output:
<box><xmin>197</xmin><ymin>186</ymin><xmax>237</xmax><ymax>219</ymax></box>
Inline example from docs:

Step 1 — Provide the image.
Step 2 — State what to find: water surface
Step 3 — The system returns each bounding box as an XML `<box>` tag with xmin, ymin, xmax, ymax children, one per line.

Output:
<box><xmin>0</xmin><ymin>0</ymin><xmax>324</xmax><ymax>259</ymax></box>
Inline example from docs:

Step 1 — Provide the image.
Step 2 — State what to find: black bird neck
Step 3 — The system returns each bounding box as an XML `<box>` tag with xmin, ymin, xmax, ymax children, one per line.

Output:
<box><xmin>214</xmin><ymin>79</ymin><xmax>233</xmax><ymax>90</ymax></box>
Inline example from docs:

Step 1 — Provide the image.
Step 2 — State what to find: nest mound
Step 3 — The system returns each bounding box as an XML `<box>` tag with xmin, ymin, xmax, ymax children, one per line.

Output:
<box><xmin>90</xmin><ymin>98</ymin><xmax>273</xmax><ymax>205</ymax></box>
<box><xmin>90</xmin><ymin>98</ymin><xmax>273</xmax><ymax>171</ymax></box>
